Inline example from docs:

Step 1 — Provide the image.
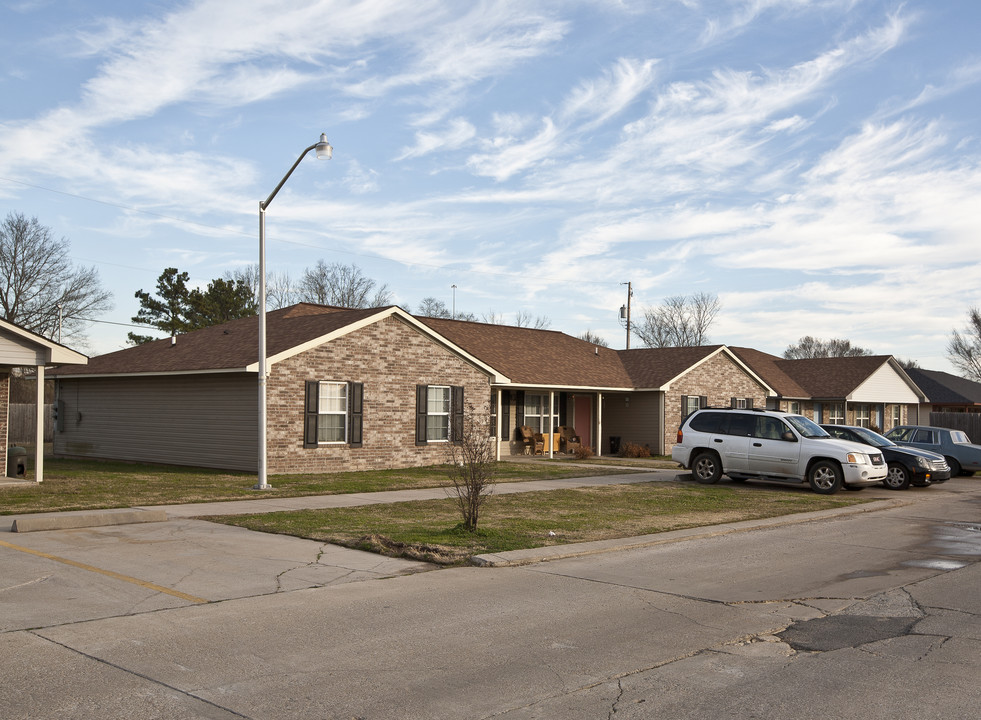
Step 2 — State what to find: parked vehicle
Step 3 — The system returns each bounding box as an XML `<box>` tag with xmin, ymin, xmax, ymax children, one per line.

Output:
<box><xmin>884</xmin><ymin>425</ymin><xmax>981</xmax><ymax>477</ymax></box>
<box><xmin>821</xmin><ymin>424</ymin><xmax>950</xmax><ymax>490</ymax></box>
<box><xmin>672</xmin><ymin>408</ymin><xmax>887</xmax><ymax>495</ymax></box>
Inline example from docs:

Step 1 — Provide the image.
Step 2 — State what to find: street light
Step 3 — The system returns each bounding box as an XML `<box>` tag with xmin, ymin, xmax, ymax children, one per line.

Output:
<box><xmin>619</xmin><ymin>281</ymin><xmax>632</xmax><ymax>350</ymax></box>
<box><xmin>256</xmin><ymin>133</ymin><xmax>332</xmax><ymax>490</ymax></box>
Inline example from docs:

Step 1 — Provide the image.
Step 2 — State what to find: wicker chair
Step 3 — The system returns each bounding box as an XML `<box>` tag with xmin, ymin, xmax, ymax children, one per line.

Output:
<box><xmin>517</xmin><ymin>425</ymin><xmax>544</xmax><ymax>455</ymax></box>
<box><xmin>557</xmin><ymin>426</ymin><xmax>582</xmax><ymax>453</ymax></box>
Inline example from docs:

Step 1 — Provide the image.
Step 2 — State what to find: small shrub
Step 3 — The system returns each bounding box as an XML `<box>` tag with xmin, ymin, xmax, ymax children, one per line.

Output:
<box><xmin>572</xmin><ymin>445</ymin><xmax>595</xmax><ymax>460</ymax></box>
<box><xmin>618</xmin><ymin>441</ymin><xmax>651</xmax><ymax>458</ymax></box>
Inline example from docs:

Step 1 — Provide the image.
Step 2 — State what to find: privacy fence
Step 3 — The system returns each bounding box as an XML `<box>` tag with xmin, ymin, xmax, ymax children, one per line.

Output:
<box><xmin>9</xmin><ymin>404</ymin><xmax>53</xmax><ymax>444</ymax></box>
<box><xmin>928</xmin><ymin>412</ymin><xmax>981</xmax><ymax>444</ymax></box>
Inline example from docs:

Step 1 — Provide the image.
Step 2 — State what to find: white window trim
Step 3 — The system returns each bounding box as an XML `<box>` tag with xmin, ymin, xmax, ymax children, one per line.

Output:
<box><xmin>318</xmin><ymin>381</ymin><xmax>348</xmax><ymax>444</ymax></box>
<box><xmin>427</xmin><ymin>385</ymin><xmax>451</xmax><ymax>442</ymax></box>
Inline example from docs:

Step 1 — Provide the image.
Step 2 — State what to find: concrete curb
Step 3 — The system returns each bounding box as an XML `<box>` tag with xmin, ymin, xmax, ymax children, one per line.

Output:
<box><xmin>11</xmin><ymin>509</ymin><xmax>169</xmax><ymax>533</ymax></box>
<box><xmin>471</xmin><ymin>497</ymin><xmax>915</xmax><ymax>567</ymax></box>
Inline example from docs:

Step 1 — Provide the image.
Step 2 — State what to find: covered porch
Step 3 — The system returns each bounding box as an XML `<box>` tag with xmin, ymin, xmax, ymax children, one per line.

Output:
<box><xmin>1</xmin><ymin>319</ymin><xmax>87</xmax><ymax>482</ymax></box>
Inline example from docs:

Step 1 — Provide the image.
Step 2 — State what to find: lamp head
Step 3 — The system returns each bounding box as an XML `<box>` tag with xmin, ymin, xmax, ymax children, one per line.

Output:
<box><xmin>315</xmin><ymin>133</ymin><xmax>333</xmax><ymax>160</ymax></box>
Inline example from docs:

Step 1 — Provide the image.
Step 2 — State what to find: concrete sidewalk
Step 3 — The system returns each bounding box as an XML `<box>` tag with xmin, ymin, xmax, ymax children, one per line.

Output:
<box><xmin>0</xmin><ymin>468</ymin><xmax>674</xmax><ymax>533</ymax></box>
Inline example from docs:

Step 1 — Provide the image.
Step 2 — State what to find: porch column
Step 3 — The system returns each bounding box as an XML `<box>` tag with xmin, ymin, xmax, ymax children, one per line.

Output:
<box><xmin>596</xmin><ymin>391</ymin><xmax>603</xmax><ymax>457</ymax></box>
<box><xmin>547</xmin><ymin>390</ymin><xmax>554</xmax><ymax>458</ymax></box>
<box><xmin>495</xmin><ymin>388</ymin><xmax>502</xmax><ymax>461</ymax></box>
<box><xmin>34</xmin><ymin>365</ymin><xmax>44</xmax><ymax>483</ymax></box>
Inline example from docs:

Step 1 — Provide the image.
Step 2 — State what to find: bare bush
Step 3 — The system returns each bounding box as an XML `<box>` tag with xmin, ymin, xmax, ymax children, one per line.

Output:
<box><xmin>446</xmin><ymin>403</ymin><xmax>496</xmax><ymax>532</ymax></box>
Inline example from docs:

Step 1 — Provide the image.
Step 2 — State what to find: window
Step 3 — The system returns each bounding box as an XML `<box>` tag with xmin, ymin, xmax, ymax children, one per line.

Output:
<box><xmin>427</xmin><ymin>386</ymin><xmax>450</xmax><ymax>441</ymax></box>
<box><xmin>891</xmin><ymin>405</ymin><xmax>902</xmax><ymax>429</ymax></box>
<box><xmin>304</xmin><ymin>381</ymin><xmax>363</xmax><ymax>448</ymax></box>
<box><xmin>730</xmin><ymin>397</ymin><xmax>754</xmax><ymax>409</ymax></box>
<box><xmin>681</xmin><ymin>395</ymin><xmax>706</xmax><ymax>419</ymax></box>
<box><xmin>854</xmin><ymin>404</ymin><xmax>871</xmax><ymax>428</ymax></box>
<box><xmin>788</xmin><ymin>401</ymin><xmax>800</xmax><ymax>415</ymax></box>
<box><xmin>825</xmin><ymin>402</ymin><xmax>845</xmax><ymax>425</ymax></box>
<box><xmin>912</xmin><ymin>429</ymin><xmax>936</xmax><ymax>444</ymax></box>
<box><xmin>416</xmin><ymin>385</ymin><xmax>463</xmax><ymax>445</ymax></box>
<box><xmin>754</xmin><ymin>416</ymin><xmax>788</xmax><ymax>440</ymax></box>
<box><xmin>524</xmin><ymin>393</ymin><xmax>545</xmax><ymax>433</ymax></box>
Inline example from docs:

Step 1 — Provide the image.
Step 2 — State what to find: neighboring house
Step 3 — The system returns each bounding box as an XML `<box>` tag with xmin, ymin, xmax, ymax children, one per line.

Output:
<box><xmin>904</xmin><ymin>367</ymin><xmax>981</xmax><ymax>419</ymax></box>
<box><xmin>1</xmin><ymin>318</ymin><xmax>87</xmax><ymax>481</ymax></box>
<box><xmin>417</xmin><ymin>318</ymin><xmax>772</xmax><ymax>457</ymax></box>
<box><xmin>731</xmin><ymin>350</ymin><xmax>925</xmax><ymax>431</ymax></box>
<box><xmin>51</xmin><ymin>305</ymin><xmax>499</xmax><ymax>473</ymax></box>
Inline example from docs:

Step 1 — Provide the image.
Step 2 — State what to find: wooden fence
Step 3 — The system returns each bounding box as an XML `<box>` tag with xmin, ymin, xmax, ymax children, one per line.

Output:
<box><xmin>8</xmin><ymin>404</ymin><xmax>53</xmax><ymax>444</ymax></box>
<box><xmin>928</xmin><ymin>412</ymin><xmax>981</xmax><ymax>444</ymax></box>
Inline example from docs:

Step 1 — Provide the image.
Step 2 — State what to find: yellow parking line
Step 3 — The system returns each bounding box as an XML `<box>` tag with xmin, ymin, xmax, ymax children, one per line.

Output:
<box><xmin>0</xmin><ymin>539</ymin><xmax>208</xmax><ymax>604</ymax></box>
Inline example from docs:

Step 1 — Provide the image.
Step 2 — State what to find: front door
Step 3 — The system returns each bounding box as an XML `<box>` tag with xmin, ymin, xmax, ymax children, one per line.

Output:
<box><xmin>573</xmin><ymin>395</ymin><xmax>592</xmax><ymax>450</ymax></box>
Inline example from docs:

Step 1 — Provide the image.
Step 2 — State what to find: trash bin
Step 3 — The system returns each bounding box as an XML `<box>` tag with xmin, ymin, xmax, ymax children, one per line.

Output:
<box><xmin>609</xmin><ymin>436</ymin><xmax>621</xmax><ymax>455</ymax></box>
<box><xmin>7</xmin><ymin>446</ymin><xmax>27</xmax><ymax>478</ymax></box>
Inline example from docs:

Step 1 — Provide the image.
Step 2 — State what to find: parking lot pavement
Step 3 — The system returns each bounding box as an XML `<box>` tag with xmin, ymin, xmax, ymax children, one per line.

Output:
<box><xmin>0</xmin><ymin>517</ymin><xmax>435</xmax><ymax>632</ymax></box>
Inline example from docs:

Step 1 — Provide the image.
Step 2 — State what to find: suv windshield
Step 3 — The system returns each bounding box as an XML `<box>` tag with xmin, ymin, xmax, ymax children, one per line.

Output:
<box><xmin>786</xmin><ymin>415</ymin><xmax>829</xmax><ymax>438</ymax></box>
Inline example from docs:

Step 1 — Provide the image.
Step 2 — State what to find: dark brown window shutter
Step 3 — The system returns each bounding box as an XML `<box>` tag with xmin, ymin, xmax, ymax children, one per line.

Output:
<box><xmin>730</xmin><ymin>397</ymin><xmax>737</xmax><ymax>408</ymax></box>
<box><xmin>747</xmin><ymin>398</ymin><xmax>754</xmax><ymax>409</ymax></box>
<box><xmin>489</xmin><ymin>391</ymin><xmax>498</xmax><ymax>437</ymax></box>
<box><xmin>304</xmin><ymin>381</ymin><xmax>319</xmax><ymax>448</ymax></box>
<box><xmin>681</xmin><ymin>395</ymin><xmax>689</xmax><ymax>417</ymax></box>
<box><xmin>415</xmin><ymin>385</ymin><xmax>428</xmax><ymax>446</ymax></box>
<box><xmin>700</xmin><ymin>396</ymin><xmax>708</xmax><ymax>408</ymax></box>
<box><xmin>501</xmin><ymin>390</ymin><xmax>511</xmax><ymax>441</ymax></box>
<box><xmin>348</xmin><ymin>382</ymin><xmax>363</xmax><ymax>447</ymax></box>
<box><xmin>515</xmin><ymin>390</ymin><xmax>525</xmax><ymax>435</ymax></box>
<box><xmin>450</xmin><ymin>386</ymin><xmax>464</xmax><ymax>444</ymax></box>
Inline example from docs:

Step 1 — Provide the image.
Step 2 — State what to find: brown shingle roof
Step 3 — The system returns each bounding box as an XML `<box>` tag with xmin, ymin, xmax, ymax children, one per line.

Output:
<box><xmin>729</xmin><ymin>347</ymin><xmax>810</xmax><ymax>398</ymax></box>
<box><xmin>52</xmin><ymin>304</ymin><xmax>382</xmax><ymax>376</ymax></box>
<box><xmin>417</xmin><ymin>317</ymin><xmax>634</xmax><ymax>387</ymax></box>
<box><xmin>618</xmin><ymin>345</ymin><xmax>725</xmax><ymax>388</ymax></box>
<box><xmin>774</xmin><ymin>355</ymin><xmax>895</xmax><ymax>398</ymax></box>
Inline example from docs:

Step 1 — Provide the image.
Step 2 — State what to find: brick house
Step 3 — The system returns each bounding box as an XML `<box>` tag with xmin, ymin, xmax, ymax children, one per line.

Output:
<box><xmin>731</xmin><ymin>349</ymin><xmax>925</xmax><ymax>432</ymax></box>
<box><xmin>51</xmin><ymin>305</ymin><xmax>499</xmax><ymax>473</ymax></box>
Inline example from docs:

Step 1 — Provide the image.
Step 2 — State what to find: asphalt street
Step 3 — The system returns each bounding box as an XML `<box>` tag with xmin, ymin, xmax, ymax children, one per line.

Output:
<box><xmin>1</xmin><ymin>475</ymin><xmax>979</xmax><ymax>719</ymax></box>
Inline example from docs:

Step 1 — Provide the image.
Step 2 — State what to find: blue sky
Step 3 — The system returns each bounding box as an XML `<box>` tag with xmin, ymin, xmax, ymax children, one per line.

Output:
<box><xmin>2</xmin><ymin>1</ymin><xmax>980</xmax><ymax>372</ymax></box>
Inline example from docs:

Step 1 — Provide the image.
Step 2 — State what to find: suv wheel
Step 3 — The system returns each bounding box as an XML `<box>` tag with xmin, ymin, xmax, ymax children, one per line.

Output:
<box><xmin>808</xmin><ymin>460</ymin><xmax>842</xmax><ymax>495</ymax></box>
<box><xmin>883</xmin><ymin>462</ymin><xmax>911</xmax><ymax>490</ymax></box>
<box><xmin>691</xmin><ymin>451</ymin><xmax>722</xmax><ymax>484</ymax></box>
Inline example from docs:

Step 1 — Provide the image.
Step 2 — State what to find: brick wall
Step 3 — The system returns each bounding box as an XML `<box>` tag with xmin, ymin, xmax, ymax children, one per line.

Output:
<box><xmin>267</xmin><ymin>315</ymin><xmax>491</xmax><ymax>474</ymax></box>
<box><xmin>664</xmin><ymin>352</ymin><xmax>768</xmax><ymax>452</ymax></box>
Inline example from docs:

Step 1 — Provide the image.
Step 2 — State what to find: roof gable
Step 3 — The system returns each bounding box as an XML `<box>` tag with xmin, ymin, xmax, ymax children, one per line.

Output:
<box><xmin>0</xmin><ymin>318</ymin><xmax>88</xmax><ymax>367</ymax></box>
<box><xmin>906</xmin><ymin>367</ymin><xmax>981</xmax><ymax>404</ymax></box>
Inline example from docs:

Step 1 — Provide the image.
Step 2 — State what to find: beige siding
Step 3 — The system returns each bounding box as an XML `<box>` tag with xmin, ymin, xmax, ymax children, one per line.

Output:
<box><xmin>53</xmin><ymin>374</ymin><xmax>257</xmax><ymax>470</ymax></box>
<box><xmin>601</xmin><ymin>392</ymin><xmax>663</xmax><ymax>455</ymax></box>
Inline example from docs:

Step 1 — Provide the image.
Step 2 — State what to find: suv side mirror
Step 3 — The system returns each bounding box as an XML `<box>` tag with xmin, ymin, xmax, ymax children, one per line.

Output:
<box><xmin>781</xmin><ymin>431</ymin><xmax>797</xmax><ymax>442</ymax></box>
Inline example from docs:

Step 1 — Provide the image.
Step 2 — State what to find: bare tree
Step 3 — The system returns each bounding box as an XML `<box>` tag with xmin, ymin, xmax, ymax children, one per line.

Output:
<box><xmin>578</xmin><ymin>329</ymin><xmax>609</xmax><ymax>347</ymax></box>
<box><xmin>633</xmin><ymin>292</ymin><xmax>720</xmax><ymax>348</ymax></box>
<box><xmin>298</xmin><ymin>261</ymin><xmax>392</xmax><ymax>308</ymax></box>
<box><xmin>948</xmin><ymin>307</ymin><xmax>981</xmax><ymax>382</ymax></box>
<box><xmin>514</xmin><ymin>311</ymin><xmax>551</xmax><ymax>329</ymax></box>
<box><xmin>445</xmin><ymin>402</ymin><xmax>495</xmax><ymax>532</ymax></box>
<box><xmin>783</xmin><ymin>336</ymin><xmax>872</xmax><ymax>359</ymax></box>
<box><xmin>225</xmin><ymin>265</ymin><xmax>298</xmax><ymax>310</ymax></box>
<box><xmin>0</xmin><ymin>212</ymin><xmax>113</xmax><ymax>342</ymax></box>
<box><xmin>416</xmin><ymin>296</ymin><xmax>452</xmax><ymax>318</ymax></box>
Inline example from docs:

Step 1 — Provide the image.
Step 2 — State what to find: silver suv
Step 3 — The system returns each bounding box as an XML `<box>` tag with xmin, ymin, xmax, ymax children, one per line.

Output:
<box><xmin>672</xmin><ymin>408</ymin><xmax>888</xmax><ymax>494</ymax></box>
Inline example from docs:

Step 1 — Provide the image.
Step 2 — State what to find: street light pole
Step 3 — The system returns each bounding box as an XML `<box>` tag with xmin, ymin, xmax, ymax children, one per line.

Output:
<box><xmin>256</xmin><ymin>133</ymin><xmax>332</xmax><ymax>490</ymax></box>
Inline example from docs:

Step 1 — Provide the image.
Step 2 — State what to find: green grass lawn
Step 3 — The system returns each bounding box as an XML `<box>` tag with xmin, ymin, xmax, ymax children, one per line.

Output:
<box><xmin>209</xmin><ymin>482</ymin><xmax>869</xmax><ymax>565</ymax></box>
<box><xmin>0</xmin><ymin>456</ymin><xmax>637</xmax><ymax>515</ymax></box>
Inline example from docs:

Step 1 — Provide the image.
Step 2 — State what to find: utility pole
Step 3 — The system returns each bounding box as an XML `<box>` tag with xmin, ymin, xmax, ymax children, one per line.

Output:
<box><xmin>620</xmin><ymin>281</ymin><xmax>632</xmax><ymax>350</ymax></box>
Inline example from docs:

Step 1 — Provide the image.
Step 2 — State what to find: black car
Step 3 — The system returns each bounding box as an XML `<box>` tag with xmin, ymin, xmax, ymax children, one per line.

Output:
<box><xmin>821</xmin><ymin>425</ymin><xmax>951</xmax><ymax>490</ymax></box>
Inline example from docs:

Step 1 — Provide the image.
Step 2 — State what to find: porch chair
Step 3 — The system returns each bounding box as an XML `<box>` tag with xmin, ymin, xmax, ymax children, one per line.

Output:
<box><xmin>517</xmin><ymin>426</ymin><xmax>544</xmax><ymax>455</ymax></box>
<box><xmin>557</xmin><ymin>426</ymin><xmax>581</xmax><ymax>454</ymax></box>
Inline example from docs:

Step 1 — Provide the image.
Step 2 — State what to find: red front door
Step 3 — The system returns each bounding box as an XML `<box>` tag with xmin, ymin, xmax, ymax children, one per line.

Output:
<box><xmin>573</xmin><ymin>395</ymin><xmax>592</xmax><ymax>450</ymax></box>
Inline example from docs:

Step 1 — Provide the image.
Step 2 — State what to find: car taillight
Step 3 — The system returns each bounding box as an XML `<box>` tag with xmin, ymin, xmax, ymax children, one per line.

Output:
<box><xmin>677</xmin><ymin>428</ymin><xmax>683</xmax><ymax>443</ymax></box>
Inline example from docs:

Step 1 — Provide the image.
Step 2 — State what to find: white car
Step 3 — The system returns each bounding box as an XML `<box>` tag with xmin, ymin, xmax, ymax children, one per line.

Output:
<box><xmin>672</xmin><ymin>408</ymin><xmax>887</xmax><ymax>494</ymax></box>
